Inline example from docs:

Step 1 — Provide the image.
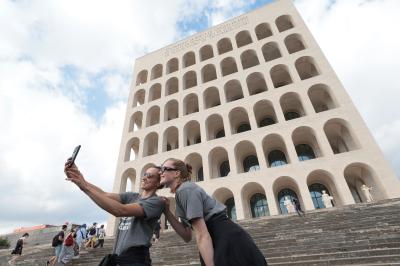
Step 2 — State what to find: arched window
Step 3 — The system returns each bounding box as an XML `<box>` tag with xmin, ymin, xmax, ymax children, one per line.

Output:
<box><xmin>324</xmin><ymin>119</ymin><xmax>359</xmax><ymax>154</ymax></box>
<box><xmin>255</xmin><ymin>23</ymin><xmax>272</xmax><ymax>40</ymax></box>
<box><xmin>203</xmin><ymin>87</ymin><xmax>221</xmax><ymax>109</ymax></box>
<box><xmin>206</xmin><ymin>114</ymin><xmax>225</xmax><ymax>141</ymax></box>
<box><xmin>309</xmin><ymin>183</ymin><xmax>332</xmax><ymax>209</ymax></box>
<box><xmin>241</xmin><ymin>49</ymin><xmax>259</xmax><ymax>69</ymax></box>
<box><xmin>236</xmin><ymin>30</ymin><xmax>252</xmax><ymax>48</ymax></box>
<box><xmin>136</xmin><ymin>70</ymin><xmax>148</xmax><ymax>86</ymax></box>
<box><xmin>268</xmin><ymin>150</ymin><xmax>287</xmax><ymax>167</ymax></box>
<box><xmin>183</xmin><ymin>94</ymin><xmax>199</xmax><ymax>115</ymax></box>
<box><xmin>284</xmin><ymin>34</ymin><xmax>305</xmax><ymax>54</ymax></box>
<box><xmin>217</xmin><ymin>38</ymin><xmax>233</xmax><ymax>54</ymax></box>
<box><xmin>149</xmin><ymin>83</ymin><xmax>161</xmax><ymax>101</ymax></box>
<box><xmin>219</xmin><ymin>160</ymin><xmax>230</xmax><ymax>177</ymax></box>
<box><xmin>250</xmin><ymin>193</ymin><xmax>269</xmax><ymax>217</ymax></box>
<box><xmin>166</xmin><ymin>58</ymin><xmax>179</xmax><ymax>74</ymax></box>
<box><xmin>220</xmin><ymin>57</ymin><xmax>238</xmax><ymax>76</ymax></box>
<box><xmin>197</xmin><ymin>167</ymin><xmax>204</xmax><ymax>182</ymax></box>
<box><xmin>276</xmin><ymin>15</ymin><xmax>294</xmax><ymax>32</ymax></box>
<box><xmin>308</xmin><ymin>84</ymin><xmax>336</xmax><ymax>113</ymax></box>
<box><xmin>243</xmin><ymin>155</ymin><xmax>260</xmax><ymax>172</ymax></box>
<box><xmin>295</xmin><ymin>56</ymin><xmax>319</xmax><ymax>80</ymax></box>
<box><xmin>247</xmin><ymin>72</ymin><xmax>267</xmax><ymax>95</ymax></box>
<box><xmin>295</xmin><ymin>144</ymin><xmax>316</xmax><ymax>161</ymax></box>
<box><xmin>183</xmin><ymin>71</ymin><xmax>197</xmax><ymax>90</ymax></box>
<box><xmin>284</xmin><ymin>111</ymin><xmax>300</xmax><ymax>121</ymax></box>
<box><xmin>166</xmin><ymin>77</ymin><xmax>179</xmax><ymax>96</ymax></box>
<box><xmin>183</xmin><ymin>51</ymin><xmax>195</xmax><ymax>67</ymax></box>
<box><xmin>225</xmin><ymin>197</ymin><xmax>236</xmax><ymax>221</ymax></box>
<box><xmin>202</xmin><ymin>64</ymin><xmax>217</xmax><ymax>83</ymax></box>
<box><xmin>224</xmin><ymin>80</ymin><xmax>243</xmax><ymax>102</ymax></box>
<box><xmin>237</xmin><ymin>123</ymin><xmax>251</xmax><ymax>133</ymax></box>
<box><xmin>270</xmin><ymin>65</ymin><xmax>292</xmax><ymax>88</ymax></box>
<box><xmin>260</xmin><ymin>117</ymin><xmax>275</xmax><ymax>127</ymax></box>
<box><xmin>151</xmin><ymin>64</ymin><xmax>162</xmax><ymax>80</ymax></box>
<box><xmin>262</xmin><ymin>42</ymin><xmax>281</xmax><ymax>62</ymax></box>
<box><xmin>133</xmin><ymin>89</ymin><xmax>145</xmax><ymax>107</ymax></box>
<box><xmin>164</xmin><ymin>100</ymin><xmax>179</xmax><ymax>121</ymax></box>
<box><xmin>200</xmin><ymin>45</ymin><xmax>214</xmax><ymax>61</ymax></box>
<box><xmin>278</xmin><ymin>188</ymin><xmax>297</xmax><ymax>214</ymax></box>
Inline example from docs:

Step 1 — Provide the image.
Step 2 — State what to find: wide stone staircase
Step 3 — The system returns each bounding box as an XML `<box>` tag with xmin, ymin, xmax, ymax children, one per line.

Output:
<box><xmin>1</xmin><ymin>198</ymin><xmax>400</xmax><ymax>265</ymax></box>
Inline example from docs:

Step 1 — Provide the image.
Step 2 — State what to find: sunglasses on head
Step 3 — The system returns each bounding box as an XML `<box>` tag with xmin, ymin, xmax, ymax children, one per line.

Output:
<box><xmin>160</xmin><ymin>166</ymin><xmax>178</xmax><ymax>173</ymax></box>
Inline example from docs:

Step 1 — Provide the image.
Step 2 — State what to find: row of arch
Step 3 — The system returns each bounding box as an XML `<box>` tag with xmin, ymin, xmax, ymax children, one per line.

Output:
<box><xmin>133</xmin><ymin>52</ymin><xmax>317</xmax><ymax>108</ymax></box>
<box><xmin>123</xmin><ymin>162</ymin><xmax>385</xmax><ymax>220</ymax></box>
<box><xmin>125</xmin><ymin>119</ymin><xmax>360</xmax><ymax>176</ymax></box>
<box><xmin>130</xmin><ymin>83</ymin><xmax>336</xmax><ymax>131</ymax></box>
<box><xmin>136</xmin><ymin>14</ymin><xmax>297</xmax><ymax>85</ymax></box>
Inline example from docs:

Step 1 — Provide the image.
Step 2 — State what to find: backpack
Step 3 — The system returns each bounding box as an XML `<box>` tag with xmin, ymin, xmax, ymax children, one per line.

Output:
<box><xmin>64</xmin><ymin>233</ymin><xmax>74</xmax><ymax>247</ymax></box>
<box><xmin>51</xmin><ymin>233</ymin><xmax>60</xmax><ymax>247</ymax></box>
<box><xmin>89</xmin><ymin>227</ymin><xmax>96</xmax><ymax>235</ymax></box>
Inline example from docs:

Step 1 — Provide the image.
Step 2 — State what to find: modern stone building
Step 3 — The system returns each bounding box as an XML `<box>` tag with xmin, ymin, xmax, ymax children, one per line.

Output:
<box><xmin>107</xmin><ymin>0</ymin><xmax>400</xmax><ymax>235</ymax></box>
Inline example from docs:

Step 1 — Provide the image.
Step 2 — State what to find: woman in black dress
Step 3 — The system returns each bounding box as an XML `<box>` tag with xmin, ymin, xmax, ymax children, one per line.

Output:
<box><xmin>8</xmin><ymin>233</ymin><xmax>29</xmax><ymax>265</ymax></box>
<box><xmin>160</xmin><ymin>158</ymin><xmax>267</xmax><ymax>266</ymax></box>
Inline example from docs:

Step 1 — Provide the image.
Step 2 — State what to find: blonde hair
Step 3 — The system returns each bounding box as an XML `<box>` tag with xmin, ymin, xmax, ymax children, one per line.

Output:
<box><xmin>164</xmin><ymin>158</ymin><xmax>192</xmax><ymax>183</ymax></box>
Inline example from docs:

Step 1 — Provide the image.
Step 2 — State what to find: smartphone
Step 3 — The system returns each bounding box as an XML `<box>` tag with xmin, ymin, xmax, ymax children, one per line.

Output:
<box><xmin>68</xmin><ymin>145</ymin><xmax>81</xmax><ymax>167</ymax></box>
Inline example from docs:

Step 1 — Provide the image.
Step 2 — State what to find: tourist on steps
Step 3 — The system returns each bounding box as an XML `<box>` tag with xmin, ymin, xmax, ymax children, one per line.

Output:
<box><xmin>47</xmin><ymin>224</ymin><xmax>67</xmax><ymax>266</ymax></box>
<box><xmin>94</xmin><ymin>224</ymin><xmax>106</xmax><ymax>248</ymax></box>
<box><xmin>8</xmin><ymin>233</ymin><xmax>29</xmax><ymax>265</ymax></box>
<box><xmin>160</xmin><ymin>158</ymin><xmax>268</xmax><ymax>266</ymax></box>
<box><xmin>64</xmin><ymin>161</ymin><xmax>164</xmax><ymax>266</ymax></box>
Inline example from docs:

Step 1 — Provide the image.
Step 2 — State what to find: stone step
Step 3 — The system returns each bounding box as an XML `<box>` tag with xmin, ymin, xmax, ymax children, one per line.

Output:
<box><xmin>267</xmin><ymin>247</ymin><xmax>400</xmax><ymax>263</ymax></box>
<box><xmin>1</xmin><ymin>199</ymin><xmax>399</xmax><ymax>265</ymax></box>
<box><xmin>268</xmin><ymin>254</ymin><xmax>400</xmax><ymax>265</ymax></box>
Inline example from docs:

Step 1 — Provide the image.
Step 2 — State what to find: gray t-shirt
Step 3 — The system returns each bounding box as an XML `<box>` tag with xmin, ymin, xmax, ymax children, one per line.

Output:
<box><xmin>114</xmin><ymin>192</ymin><xmax>164</xmax><ymax>255</ymax></box>
<box><xmin>175</xmin><ymin>182</ymin><xmax>226</xmax><ymax>226</ymax></box>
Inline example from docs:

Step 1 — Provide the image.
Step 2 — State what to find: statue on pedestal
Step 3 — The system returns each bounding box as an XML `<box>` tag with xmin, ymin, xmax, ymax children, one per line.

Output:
<box><xmin>283</xmin><ymin>196</ymin><xmax>295</xmax><ymax>213</ymax></box>
<box><xmin>361</xmin><ymin>184</ymin><xmax>374</xmax><ymax>202</ymax></box>
<box><xmin>321</xmin><ymin>190</ymin><xmax>333</xmax><ymax>208</ymax></box>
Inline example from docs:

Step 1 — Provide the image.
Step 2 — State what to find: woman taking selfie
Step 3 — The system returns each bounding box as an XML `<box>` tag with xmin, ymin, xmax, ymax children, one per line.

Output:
<box><xmin>160</xmin><ymin>158</ymin><xmax>267</xmax><ymax>266</ymax></box>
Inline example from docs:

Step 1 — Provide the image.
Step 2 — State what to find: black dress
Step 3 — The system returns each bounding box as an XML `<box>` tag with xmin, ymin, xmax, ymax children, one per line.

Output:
<box><xmin>200</xmin><ymin>212</ymin><xmax>268</xmax><ymax>266</ymax></box>
<box><xmin>11</xmin><ymin>239</ymin><xmax>23</xmax><ymax>255</ymax></box>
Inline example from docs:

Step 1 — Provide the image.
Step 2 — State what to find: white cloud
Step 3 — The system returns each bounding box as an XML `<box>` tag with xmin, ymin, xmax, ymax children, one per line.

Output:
<box><xmin>0</xmin><ymin>0</ymin><xmax>224</xmax><ymax>235</ymax></box>
<box><xmin>294</xmin><ymin>0</ymin><xmax>400</xmax><ymax>177</ymax></box>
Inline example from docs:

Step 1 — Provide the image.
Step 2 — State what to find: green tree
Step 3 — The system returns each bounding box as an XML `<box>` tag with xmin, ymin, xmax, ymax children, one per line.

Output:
<box><xmin>0</xmin><ymin>236</ymin><xmax>10</xmax><ymax>249</ymax></box>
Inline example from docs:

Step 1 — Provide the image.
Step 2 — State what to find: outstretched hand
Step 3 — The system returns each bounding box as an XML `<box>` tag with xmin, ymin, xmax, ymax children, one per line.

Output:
<box><xmin>64</xmin><ymin>159</ymin><xmax>87</xmax><ymax>190</ymax></box>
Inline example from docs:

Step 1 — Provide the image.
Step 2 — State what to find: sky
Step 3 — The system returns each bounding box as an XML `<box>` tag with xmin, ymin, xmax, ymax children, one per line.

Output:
<box><xmin>0</xmin><ymin>0</ymin><xmax>399</xmax><ymax>235</ymax></box>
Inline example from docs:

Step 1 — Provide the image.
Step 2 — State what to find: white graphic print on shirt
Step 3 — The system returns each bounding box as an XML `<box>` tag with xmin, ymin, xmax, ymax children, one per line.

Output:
<box><xmin>118</xmin><ymin>217</ymin><xmax>132</xmax><ymax>231</ymax></box>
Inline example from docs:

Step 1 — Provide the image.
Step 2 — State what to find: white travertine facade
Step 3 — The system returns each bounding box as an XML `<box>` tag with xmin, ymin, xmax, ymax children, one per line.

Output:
<box><xmin>107</xmin><ymin>0</ymin><xmax>400</xmax><ymax>235</ymax></box>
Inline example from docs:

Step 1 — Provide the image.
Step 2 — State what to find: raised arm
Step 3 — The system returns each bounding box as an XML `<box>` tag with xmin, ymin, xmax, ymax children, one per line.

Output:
<box><xmin>163</xmin><ymin>198</ymin><xmax>192</xmax><ymax>243</ymax></box>
<box><xmin>64</xmin><ymin>162</ymin><xmax>144</xmax><ymax>217</ymax></box>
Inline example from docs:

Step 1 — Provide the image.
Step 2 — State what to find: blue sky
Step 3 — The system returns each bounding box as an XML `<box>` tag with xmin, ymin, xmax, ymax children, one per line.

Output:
<box><xmin>0</xmin><ymin>0</ymin><xmax>399</xmax><ymax>235</ymax></box>
<box><xmin>77</xmin><ymin>0</ymin><xmax>274</xmax><ymax>122</ymax></box>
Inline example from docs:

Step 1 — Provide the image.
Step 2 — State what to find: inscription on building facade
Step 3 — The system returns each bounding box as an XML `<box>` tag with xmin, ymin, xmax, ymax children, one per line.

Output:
<box><xmin>163</xmin><ymin>16</ymin><xmax>249</xmax><ymax>57</ymax></box>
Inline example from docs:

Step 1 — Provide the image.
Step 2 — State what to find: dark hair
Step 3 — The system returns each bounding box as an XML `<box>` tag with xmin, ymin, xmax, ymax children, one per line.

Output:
<box><xmin>164</xmin><ymin>158</ymin><xmax>192</xmax><ymax>183</ymax></box>
<box><xmin>22</xmin><ymin>233</ymin><xmax>29</xmax><ymax>237</ymax></box>
<box><xmin>62</xmin><ymin>225</ymin><xmax>68</xmax><ymax>230</ymax></box>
